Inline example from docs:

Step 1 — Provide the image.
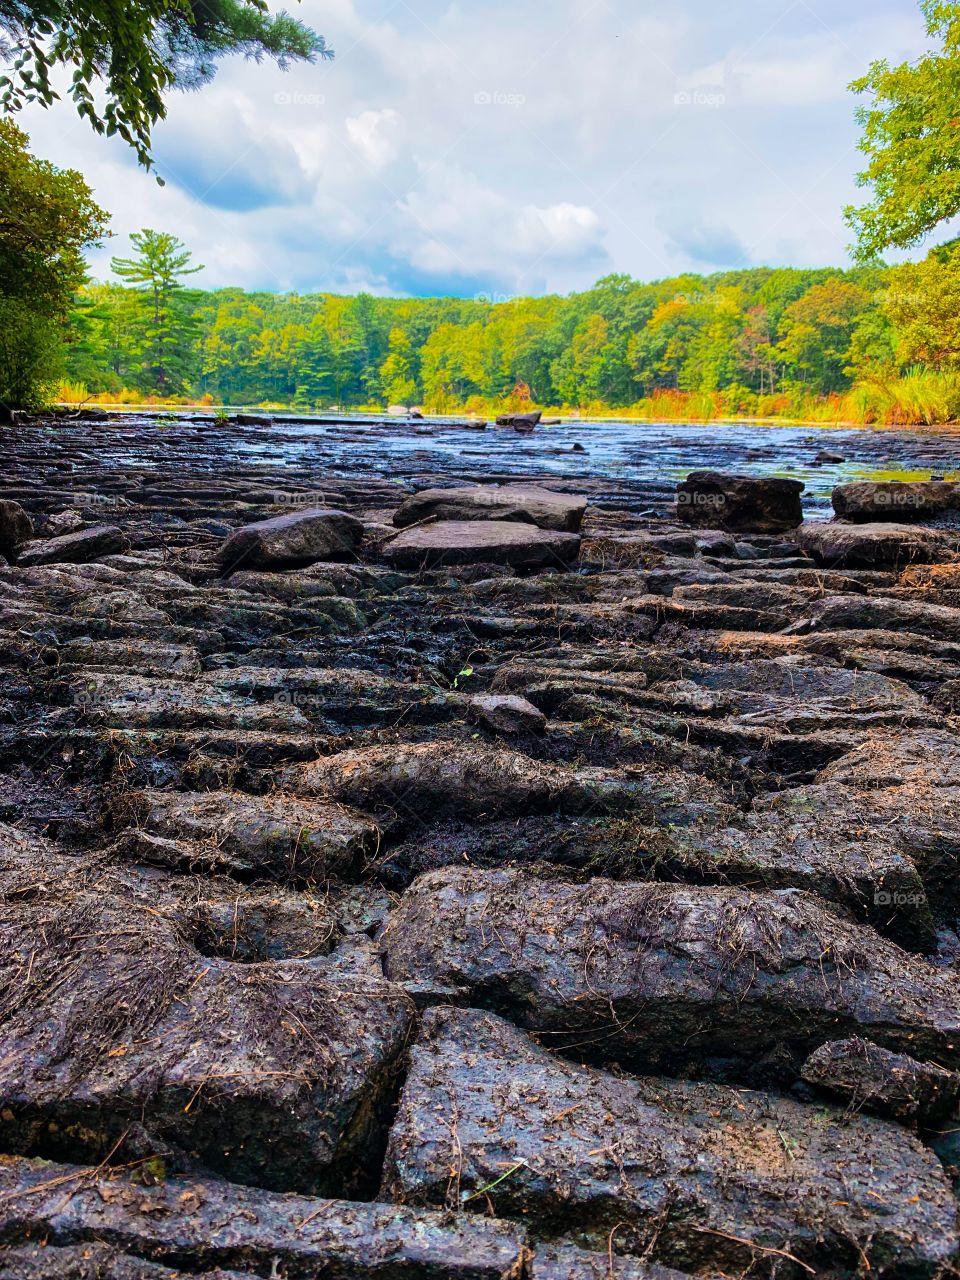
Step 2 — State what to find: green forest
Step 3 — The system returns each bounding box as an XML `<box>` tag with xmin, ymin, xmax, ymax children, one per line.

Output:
<box><xmin>6</xmin><ymin>0</ymin><xmax>960</xmax><ymax>425</ymax></box>
<box><xmin>58</xmin><ymin>242</ymin><xmax>960</xmax><ymax>424</ymax></box>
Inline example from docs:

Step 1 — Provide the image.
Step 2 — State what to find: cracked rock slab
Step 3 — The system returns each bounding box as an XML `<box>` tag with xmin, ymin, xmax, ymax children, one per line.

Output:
<box><xmin>120</xmin><ymin>788</ymin><xmax>379</xmax><ymax>883</ymax></box>
<box><xmin>0</xmin><ymin>1157</ymin><xmax>528</xmax><ymax>1278</ymax></box>
<box><xmin>381</xmin><ymin>1006</ymin><xmax>957</xmax><ymax>1277</ymax></box>
<box><xmin>392</xmin><ymin>485</ymin><xmax>588</xmax><ymax>532</ymax></box>
<box><xmin>379</xmin><ymin>867</ymin><xmax>960</xmax><ymax>1076</ymax></box>
<box><xmin>383</xmin><ymin>520</ymin><xmax>581</xmax><ymax>570</ymax></box>
<box><xmin>0</xmin><ymin>874</ymin><xmax>414</xmax><ymax>1194</ymax></box>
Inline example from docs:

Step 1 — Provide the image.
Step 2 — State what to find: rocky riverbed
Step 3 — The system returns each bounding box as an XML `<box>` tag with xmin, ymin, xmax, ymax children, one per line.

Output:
<box><xmin>2</xmin><ymin>411</ymin><xmax>960</xmax><ymax>1277</ymax></box>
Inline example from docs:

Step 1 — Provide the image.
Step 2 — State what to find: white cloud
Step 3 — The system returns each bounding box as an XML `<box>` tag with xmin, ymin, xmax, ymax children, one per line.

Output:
<box><xmin>515</xmin><ymin>203</ymin><xmax>604</xmax><ymax>257</ymax></box>
<box><xmin>10</xmin><ymin>0</ymin><xmax>935</xmax><ymax>295</ymax></box>
<box><xmin>345</xmin><ymin>109</ymin><xmax>402</xmax><ymax>168</ymax></box>
<box><xmin>396</xmin><ymin>163</ymin><xmax>606</xmax><ymax>285</ymax></box>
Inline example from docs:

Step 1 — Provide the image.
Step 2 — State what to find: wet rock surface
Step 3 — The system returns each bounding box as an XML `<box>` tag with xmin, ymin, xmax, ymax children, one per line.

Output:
<box><xmin>17</xmin><ymin>524</ymin><xmax>130</xmax><ymax>567</ymax></box>
<box><xmin>798</xmin><ymin>519</ymin><xmax>958</xmax><ymax>566</ymax></box>
<box><xmin>0</xmin><ymin>413</ymin><xmax>959</xmax><ymax>1275</ymax></box>
<box><xmin>218</xmin><ymin>507</ymin><xmax>364</xmax><ymax>572</ymax></box>
<box><xmin>800</xmin><ymin>1037</ymin><xmax>960</xmax><ymax>1126</ymax></box>
<box><xmin>383</xmin><ymin>519</ymin><xmax>581</xmax><ymax>569</ymax></box>
<box><xmin>833</xmin><ymin>479</ymin><xmax>960</xmax><ymax>522</ymax></box>
<box><xmin>0</xmin><ymin>500</ymin><xmax>32</xmax><ymax>561</ymax></box>
<box><xmin>382</xmin><ymin>1007</ymin><xmax>957</xmax><ymax>1275</ymax></box>
<box><xmin>0</xmin><ymin>1156</ymin><xmax>529</xmax><ymax>1278</ymax></box>
<box><xmin>392</xmin><ymin>484</ymin><xmax>587</xmax><ymax>532</ymax></box>
<box><xmin>676</xmin><ymin>471</ymin><xmax>804</xmax><ymax>531</ymax></box>
<box><xmin>379</xmin><ymin>867</ymin><xmax>960</xmax><ymax>1072</ymax></box>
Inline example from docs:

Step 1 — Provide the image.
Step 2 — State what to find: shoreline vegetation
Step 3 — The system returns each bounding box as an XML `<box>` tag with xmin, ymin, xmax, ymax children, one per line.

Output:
<box><xmin>56</xmin><ymin>246</ymin><xmax>960</xmax><ymax>432</ymax></box>
<box><xmin>55</xmin><ymin>384</ymin><xmax>960</xmax><ymax>431</ymax></box>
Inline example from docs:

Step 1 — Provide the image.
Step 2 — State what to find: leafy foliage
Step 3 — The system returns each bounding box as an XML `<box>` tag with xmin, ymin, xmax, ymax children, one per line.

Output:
<box><xmin>66</xmin><ymin>251</ymin><xmax>923</xmax><ymax>412</ymax></box>
<box><xmin>882</xmin><ymin>241</ymin><xmax>960</xmax><ymax>367</ymax></box>
<box><xmin>0</xmin><ymin>0</ymin><xmax>332</xmax><ymax>168</ymax></box>
<box><xmin>111</xmin><ymin>231</ymin><xmax>202</xmax><ymax>392</ymax></box>
<box><xmin>847</xmin><ymin>0</ymin><xmax>960</xmax><ymax>258</ymax></box>
<box><xmin>0</xmin><ymin>299</ymin><xmax>63</xmax><ymax>410</ymax></box>
<box><xmin>0</xmin><ymin>118</ymin><xmax>107</xmax><ymax>408</ymax></box>
<box><xmin>0</xmin><ymin>117</ymin><xmax>107</xmax><ymax>313</ymax></box>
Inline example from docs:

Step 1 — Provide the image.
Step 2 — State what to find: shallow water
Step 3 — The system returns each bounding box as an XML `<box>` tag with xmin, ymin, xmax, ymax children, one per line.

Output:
<box><xmin>65</xmin><ymin>412</ymin><xmax>960</xmax><ymax>518</ymax></box>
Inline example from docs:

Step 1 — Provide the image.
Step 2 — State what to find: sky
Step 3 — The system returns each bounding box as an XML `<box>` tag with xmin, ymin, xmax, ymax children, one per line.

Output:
<box><xmin>17</xmin><ymin>0</ymin><xmax>937</xmax><ymax>298</ymax></box>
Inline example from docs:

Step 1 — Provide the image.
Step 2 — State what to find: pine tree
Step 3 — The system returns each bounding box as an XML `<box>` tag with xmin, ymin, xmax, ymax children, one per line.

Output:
<box><xmin>111</xmin><ymin>230</ymin><xmax>202</xmax><ymax>393</ymax></box>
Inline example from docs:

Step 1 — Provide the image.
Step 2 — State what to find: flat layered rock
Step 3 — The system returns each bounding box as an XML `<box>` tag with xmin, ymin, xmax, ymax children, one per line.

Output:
<box><xmin>383</xmin><ymin>520</ymin><xmax>581</xmax><ymax>569</ymax></box>
<box><xmin>218</xmin><ymin>508</ymin><xmax>364</xmax><ymax>573</ymax></box>
<box><xmin>381</xmin><ymin>1006</ymin><xmax>957</xmax><ymax>1276</ymax></box>
<box><xmin>798</xmin><ymin>521</ymin><xmax>955</xmax><ymax>567</ymax></box>
<box><xmin>801</xmin><ymin>1037</ymin><xmax>960</xmax><ymax>1125</ymax></box>
<box><xmin>200</xmin><ymin>665</ymin><xmax>464</xmax><ymax>728</ymax></box>
<box><xmin>0</xmin><ymin>880</ymin><xmax>414</xmax><ymax>1193</ymax></box>
<box><xmin>0</xmin><ymin>1244</ymin><xmax>257</xmax><ymax>1279</ymax></box>
<box><xmin>659</xmin><ymin>802</ymin><xmax>934</xmax><ymax>949</ymax></box>
<box><xmin>379</xmin><ymin>868</ymin><xmax>960</xmax><ymax>1074</ymax></box>
<box><xmin>392</xmin><ymin>485</ymin><xmax>587</xmax><ymax>532</ymax></box>
<box><xmin>676</xmin><ymin>471</ymin><xmax>804</xmax><ymax>532</ymax></box>
<box><xmin>0</xmin><ymin>829</ymin><xmax>343</xmax><ymax>962</ymax></box>
<box><xmin>663</xmin><ymin>655</ymin><xmax>918</xmax><ymax>701</ymax></box>
<box><xmin>57</xmin><ymin>638</ymin><xmax>202</xmax><ymax>677</ymax></box>
<box><xmin>0</xmin><ymin>821</ymin><xmax>387</xmax><ymax>964</ymax></box>
<box><xmin>288</xmin><ymin>741</ymin><xmax>655</xmax><ymax>824</ymax></box>
<box><xmin>55</xmin><ymin>673</ymin><xmax>311</xmax><ymax>732</ymax></box>
<box><xmin>530</xmin><ymin>1248</ymin><xmax>688</xmax><ymax>1279</ymax></box>
<box><xmin>817</xmin><ymin>728</ymin><xmax>960</xmax><ymax>789</ymax></box>
<box><xmin>766</xmin><ymin>776</ymin><xmax>960</xmax><ymax>922</ymax></box>
<box><xmin>17</xmin><ymin>524</ymin><xmax>130</xmax><ymax>566</ymax></box>
<box><xmin>0</xmin><ymin>1158</ymin><xmax>528</xmax><ymax>1278</ymax></box>
<box><xmin>833</xmin><ymin>480</ymin><xmax>958</xmax><ymax>522</ymax></box>
<box><xmin>121</xmin><ymin>788</ymin><xmax>379</xmax><ymax>881</ymax></box>
<box><xmin>791</xmin><ymin>592</ymin><xmax>960</xmax><ymax>640</ymax></box>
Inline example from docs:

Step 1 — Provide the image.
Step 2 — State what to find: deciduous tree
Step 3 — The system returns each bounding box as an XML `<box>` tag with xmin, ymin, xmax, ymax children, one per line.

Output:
<box><xmin>847</xmin><ymin>0</ymin><xmax>960</xmax><ymax>258</ymax></box>
<box><xmin>0</xmin><ymin>0</ymin><xmax>332</xmax><ymax>169</ymax></box>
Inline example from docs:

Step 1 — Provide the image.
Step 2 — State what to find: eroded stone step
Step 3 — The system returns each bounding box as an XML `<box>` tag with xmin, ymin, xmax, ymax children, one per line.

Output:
<box><xmin>382</xmin><ymin>1006</ymin><xmax>957</xmax><ymax>1277</ymax></box>
<box><xmin>380</xmin><ymin>867</ymin><xmax>960</xmax><ymax>1075</ymax></box>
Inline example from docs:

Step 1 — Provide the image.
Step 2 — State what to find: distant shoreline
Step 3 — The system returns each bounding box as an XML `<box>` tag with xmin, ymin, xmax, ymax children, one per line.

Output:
<box><xmin>53</xmin><ymin>403</ymin><xmax>960</xmax><ymax>433</ymax></box>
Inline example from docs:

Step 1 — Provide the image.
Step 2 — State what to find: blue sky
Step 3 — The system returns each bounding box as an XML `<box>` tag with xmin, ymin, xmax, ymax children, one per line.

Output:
<box><xmin>19</xmin><ymin>0</ymin><xmax>936</xmax><ymax>296</ymax></box>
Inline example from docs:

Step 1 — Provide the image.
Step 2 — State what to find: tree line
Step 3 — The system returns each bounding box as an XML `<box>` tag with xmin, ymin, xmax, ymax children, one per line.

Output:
<box><xmin>4</xmin><ymin>0</ymin><xmax>960</xmax><ymax>420</ymax></box>
<box><xmin>58</xmin><ymin>239</ymin><xmax>960</xmax><ymax>422</ymax></box>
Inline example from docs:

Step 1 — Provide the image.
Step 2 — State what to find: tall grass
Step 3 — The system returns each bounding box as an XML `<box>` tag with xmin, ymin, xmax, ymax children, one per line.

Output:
<box><xmin>58</xmin><ymin>381</ymin><xmax>90</xmax><ymax>406</ymax></box>
<box><xmin>55</xmin><ymin>373</ymin><xmax>960</xmax><ymax>426</ymax></box>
